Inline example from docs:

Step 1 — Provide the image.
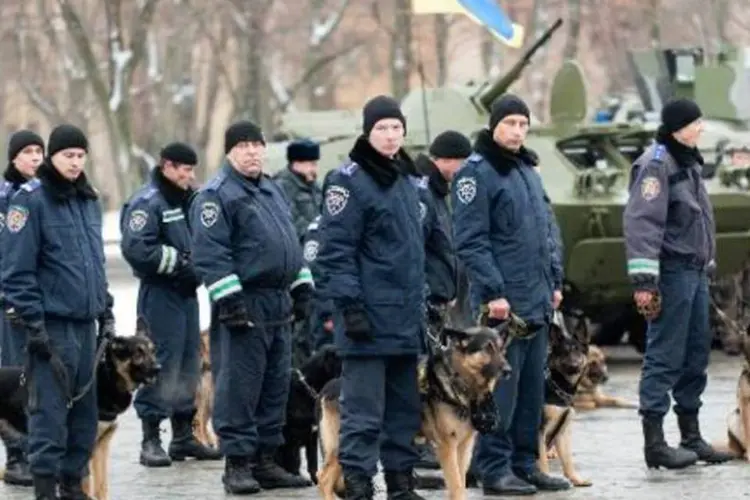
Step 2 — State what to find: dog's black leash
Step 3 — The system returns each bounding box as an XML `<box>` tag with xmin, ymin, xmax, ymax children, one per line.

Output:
<box><xmin>22</xmin><ymin>337</ymin><xmax>110</xmax><ymax>409</ymax></box>
<box><xmin>293</xmin><ymin>368</ymin><xmax>319</xmax><ymax>399</ymax></box>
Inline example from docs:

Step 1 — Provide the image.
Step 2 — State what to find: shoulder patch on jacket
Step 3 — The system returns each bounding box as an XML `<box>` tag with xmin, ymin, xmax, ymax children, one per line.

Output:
<box><xmin>6</xmin><ymin>205</ymin><xmax>29</xmax><ymax>232</ymax></box>
<box><xmin>20</xmin><ymin>178</ymin><xmax>40</xmax><ymax>192</ymax></box>
<box><xmin>324</xmin><ymin>184</ymin><xmax>350</xmax><ymax>216</ymax></box>
<box><xmin>455</xmin><ymin>176</ymin><xmax>478</xmax><ymax>205</ymax></box>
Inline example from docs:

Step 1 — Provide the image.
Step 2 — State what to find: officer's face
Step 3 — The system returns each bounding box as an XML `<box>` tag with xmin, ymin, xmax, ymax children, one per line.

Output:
<box><xmin>673</xmin><ymin>118</ymin><xmax>704</xmax><ymax>148</ymax></box>
<box><xmin>434</xmin><ymin>157</ymin><xmax>466</xmax><ymax>181</ymax></box>
<box><xmin>51</xmin><ymin>148</ymin><xmax>87</xmax><ymax>181</ymax></box>
<box><xmin>13</xmin><ymin>144</ymin><xmax>44</xmax><ymax>179</ymax></box>
<box><xmin>368</xmin><ymin>119</ymin><xmax>404</xmax><ymax>158</ymax></box>
<box><xmin>163</xmin><ymin>162</ymin><xmax>196</xmax><ymax>190</ymax></box>
<box><xmin>292</xmin><ymin>160</ymin><xmax>319</xmax><ymax>182</ymax></box>
<box><xmin>228</xmin><ymin>141</ymin><xmax>265</xmax><ymax>178</ymax></box>
<box><xmin>493</xmin><ymin>115</ymin><xmax>529</xmax><ymax>151</ymax></box>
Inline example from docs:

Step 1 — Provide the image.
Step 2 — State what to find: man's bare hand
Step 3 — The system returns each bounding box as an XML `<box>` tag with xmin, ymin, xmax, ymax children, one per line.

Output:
<box><xmin>552</xmin><ymin>290</ymin><xmax>563</xmax><ymax>310</ymax></box>
<box><xmin>323</xmin><ymin>319</ymin><xmax>334</xmax><ymax>333</ymax></box>
<box><xmin>634</xmin><ymin>290</ymin><xmax>660</xmax><ymax>320</ymax></box>
<box><xmin>488</xmin><ymin>298</ymin><xmax>510</xmax><ymax>320</ymax></box>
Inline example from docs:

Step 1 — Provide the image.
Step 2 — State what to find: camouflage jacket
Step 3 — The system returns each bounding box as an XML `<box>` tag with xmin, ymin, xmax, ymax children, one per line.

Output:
<box><xmin>273</xmin><ymin>168</ymin><xmax>323</xmax><ymax>241</ymax></box>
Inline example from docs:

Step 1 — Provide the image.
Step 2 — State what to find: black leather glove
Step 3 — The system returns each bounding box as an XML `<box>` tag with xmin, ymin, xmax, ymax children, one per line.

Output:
<box><xmin>26</xmin><ymin>321</ymin><xmax>52</xmax><ymax>361</ymax></box>
<box><xmin>171</xmin><ymin>253</ymin><xmax>200</xmax><ymax>294</ymax></box>
<box><xmin>217</xmin><ymin>296</ymin><xmax>252</xmax><ymax>331</ymax></box>
<box><xmin>98</xmin><ymin>309</ymin><xmax>116</xmax><ymax>341</ymax></box>
<box><xmin>290</xmin><ymin>283</ymin><xmax>313</xmax><ymax>322</ymax></box>
<box><xmin>342</xmin><ymin>305</ymin><xmax>372</xmax><ymax>342</ymax></box>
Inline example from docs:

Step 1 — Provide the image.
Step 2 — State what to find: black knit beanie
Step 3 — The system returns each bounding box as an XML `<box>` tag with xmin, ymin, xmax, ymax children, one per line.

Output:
<box><xmin>661</xmin><ymin>98</ymin><xmax>702</xmax><ymax>134</ymax></box>
<box><xmin>429</xmin><ymin>130</ymin><xmax>472</xmax><ymax>159</ymax></box>
<box><xmin>362</xmin><ymin>95</ymin><xmax>406</xmax><ymax>136</ymax></box>
<box><xmin>48</xmin><ymin>125</ymin><xmax>88</xmax><ymax>157</ymax></box>
<box><xmin>8</xmin><ymin>130</ymin><xmax>44</xmax><ymax>162</ymax></box>
<box><xmin>161</xmin><ymin>142</ymin><xmax>198</xmax><ymax>166</ymax></box>
<box><xmin>225</xmin><ymin>120</ymin><xmax>265</xmax><ymax>153</ymax></box>
<box><xmin>489</xmin><ymin>94</ymin><xmax>530</xmax><ymax>132</ymax></box>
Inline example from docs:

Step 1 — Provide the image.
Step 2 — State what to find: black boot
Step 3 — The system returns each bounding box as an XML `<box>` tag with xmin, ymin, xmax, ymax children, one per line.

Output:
<box><xmin>343</xmin><ymin>471</ymin><xmax>374</xmax><ymax>500</ymax></box>
<box><xmin>168</xmin><ymin>413</ymin><xmax>222</xmax><ymax>461</ymax></box>
<box><xmin>139</xmin><ymin>419</ymin><xmax>172</xmax><ymax>467</ymax></box>
<box><xmin>252</xmin><ymin>447</ymin><xmax>312</xmax><ymax>489</ymax></box>
<box><xmin>3</xmin><ymin>448</ymin><xmax>33</xmax><ymax>486</ymax></box>
<box><xmin>515</xmin><ymin>468</ymin><xmax>570</xmax><ymax>491</ymax></box>
<box><xmin>384</xmin><ymin>471</ymin><xmax>426</xmax><ymax>500</ymax></box>
<box><xmin>32</xmin><ymin>475</ymin><xmax>58</xmax><ymax>500</ymax></box>
<box><xmin>677</xmin><ymin>413</ymin><xmax>734</xmax><ymax>464</ymax></box>
<box><xmin>223</xmin><ymin>456</ymin><xmax>261</xmax><ymax>495</ymax></box>
<box><xmin>482</xmin><ymin>473</ymin><xmax>536</xmax><ymax>496</ymax></box>
<box><xmin>642</xmin><ymin>417</ymin><xmax>698</xmax><ymax>469</ymax></box>
<box><xmin>58</xmin><ymin>476</ymin><xmax>92</xmax><ymax>500</ymax></box>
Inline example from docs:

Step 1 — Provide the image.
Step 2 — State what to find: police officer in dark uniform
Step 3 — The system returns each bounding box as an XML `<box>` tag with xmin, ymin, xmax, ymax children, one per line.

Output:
<box><xmin>1</xmin><ymin>124</ymin><xmax>116</xmax><ymax>500</ymax></box>
<box><xmin>453</xmin><ymin>95</ymin><xmax>569</xmax><ymax>495</ymax></box>
<box><xmin>315</xmin><ymin>95</ymin><xmax>426</xmax><ymax>500</ymax></box>
<box><xmin>120</xmin><ymin>142</ymin><xmax>221</xmax><ymax>467</ymax></box>
<box><xmin>415</xmin><ymin>130</ymin><xmax>472</xmax><ymax>327</ymax></box>
<box><xmin>0</xmin><ymin>130</ymin><xmax>44</xmax><ymax>487</ymax></box>
<box><xmin>273</xmin><ymin>138</ymin><xmax>322</xmax><ymax>239</ymax></box>
<box><xmin>623</xmin><ymin>98</ymin><xmax>733</xmax><ymax>469</ymax></box>
<box><xmin>191</xmin><ymin>120</ymin><xmax>314</xmax><ymax>494</ymax></box>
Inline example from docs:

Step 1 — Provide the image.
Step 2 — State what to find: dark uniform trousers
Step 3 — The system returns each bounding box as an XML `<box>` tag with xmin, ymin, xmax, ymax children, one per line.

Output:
<box><xmin>339</xmin><ymin>355</ymin><xmax>421</xmax><ymax>476</ymax></box>
<box><xmin>639</xmin><ymin>258</ymin><xmax>711</xmax><ymax>418</ymax></box>
<box><xmin>133</xmin><ymin>284</ymin><xmax>200</xmax><ymax>420</ymax></box>
<box><xmin>212</xmin><ymin>289</ymin><xmax>292</xmax><ymax>458</ymax></box>
<box><xmin>27</xmin><ymin>319</ymin><xmax>97</xmax><ymax>480</ymax></box>
<box><xmin>475</xmin><ymin>325</ymin><xmax>548</xmax><ymax>481</ymax></box>
<box><xmin>0</xmin><ymin>316</ymin><xmax>25</xmax><ymax>366</ymax></box>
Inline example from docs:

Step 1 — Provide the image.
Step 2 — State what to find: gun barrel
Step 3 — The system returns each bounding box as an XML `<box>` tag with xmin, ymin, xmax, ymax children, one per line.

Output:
<box><xmin>476</xmin><ymin>18</ymin><xmax>564</xmax><ymax>111</ymax></box>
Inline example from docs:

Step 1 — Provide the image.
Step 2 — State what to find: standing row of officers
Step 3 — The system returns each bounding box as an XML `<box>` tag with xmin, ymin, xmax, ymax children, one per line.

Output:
<box><xmin>0</xmin><ymin>92</ymin><xmax>734</xmax><ymax>500</ymax></box>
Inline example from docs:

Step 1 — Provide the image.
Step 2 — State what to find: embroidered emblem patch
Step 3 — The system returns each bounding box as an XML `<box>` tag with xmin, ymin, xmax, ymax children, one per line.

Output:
<box><xmin>303</xmin><ymin>240</ymin><xmax>319</xmax><ymax>262</ymax></box>
<box><xmin>200</xmin><ymin>201</ymin><xmax>220</xmax><ymax>228</ymax></box>
<box><xmin>419</xmin><ymin>201</ymin><xmax>427</xmax><ymax>222</ymax></box>
<box><xmin>456</xmin><ymin>177</ymin><xmax>477</xmax><ymax>204</ymax></box>
<box><xmin>640</xmin><ymin>176</ymin><xmax>661</xmax><ymax>201</ymax></box>
<box><xmin>325</xmin><ymin>185</ymin><xmax>350</xmax><ymax>216</ymax></box>
<box><xmin>6</xmin><ymin>205</ymin><xmax>28</xmax><ymax>233</ymax></box>
<box><xmin>128</xmin><ymin>209</ymin><xmax>149</xmax><ymax>233</ymax></box>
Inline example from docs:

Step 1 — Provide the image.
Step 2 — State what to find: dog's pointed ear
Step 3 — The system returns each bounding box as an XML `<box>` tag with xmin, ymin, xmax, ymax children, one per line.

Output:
<box><xmin>443</xmin><ymin>327</ymin><xmax>471</xmax><ymax>345</ymax></box>
<box><xmin>135</xmin><ymin>317</ymin><xmax>150</xmax><ymax>338</ymax></box>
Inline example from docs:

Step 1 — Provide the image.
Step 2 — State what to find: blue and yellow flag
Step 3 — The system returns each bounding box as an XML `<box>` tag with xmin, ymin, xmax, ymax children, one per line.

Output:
<box><xmin>412</xmin><ymin>0</ymin><xmax>525</xmax><ymax>49</ymax></box>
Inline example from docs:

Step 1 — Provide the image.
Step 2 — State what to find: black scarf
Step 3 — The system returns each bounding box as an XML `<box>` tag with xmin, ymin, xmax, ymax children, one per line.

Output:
<box><xmin>473</xmin><ymin>129</ymin><xmax>539</xmax><ymax>176</ymax></box>
<box><xmin>3</xmin><ymin>164</ymin><xmax>29</xmax><ymax>188</ymax></box>
<box><xmin>656</xmin><ymin>125</ymin><xmax>704</xmax><ymax>168</ymax></box>
<box><xmin>152</xmin><ymin>167</ymin><xmax>194</xmax><ymax>209</ymax></box>
<box><xmin>37</xmin><ymin>160</ymin><xmax>98</xmax><ymax>202</ymax></box>
<box><xmin>415</xmin><ymin>154</ymin><xmax>449</xmax><ymax>197</ymax></box>
<box><xmin>349</xmin><ymin>135</ymin><xmax>417</xmax><ymax>188</ymax></box>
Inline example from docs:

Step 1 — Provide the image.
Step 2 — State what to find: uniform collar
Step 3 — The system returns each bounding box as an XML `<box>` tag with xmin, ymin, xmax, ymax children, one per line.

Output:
<box><xmin>415</xmin><ymin>154</ymin><xmax>449</xmax><ymax>197</ymax></box>
<box><xmin>223</xmin><ymin>161</ymin><xmax>276</xmax><ymax>195</ymax></box>
<box><xmin>655</xmin><ymin>125</ymin><xmax>704</xmax><ymax>168</ymax></box>
<box><xmin>473</xmin><ymin>129</ymin><xmax>538</xmax><ymax>176</ymax></box>
<box><xmin>37</xmin><ymin>160</ymin><xmax>98</xmax><ymax>202</ymax></box>
<box><xmin>3</xmin><ymin>164</ymin><xmax>28</xmax><ymax>188</ymax></box>
<box><xmin>151</xmin><ymin>167</ymin><xmax>193</xmax><ymax>208</ymax></box>
<box><xmin>348</xmin><ymin>135</ymin><xmax>417</xmax><ymax>188</ymax></box>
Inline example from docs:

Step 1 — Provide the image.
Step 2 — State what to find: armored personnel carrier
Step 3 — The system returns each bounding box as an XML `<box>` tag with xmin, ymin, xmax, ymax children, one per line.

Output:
<box><xmin>400</xmin><ymin>22</ymin><xmax>750</xmax><ymax>351</ymax></box>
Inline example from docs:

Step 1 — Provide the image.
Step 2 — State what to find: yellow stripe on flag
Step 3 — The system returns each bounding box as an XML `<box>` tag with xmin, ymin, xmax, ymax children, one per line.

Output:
<box><xmin>412</xmin><ymin>0</ymin><xmax>467</xmax><ymax>14</ymax></box>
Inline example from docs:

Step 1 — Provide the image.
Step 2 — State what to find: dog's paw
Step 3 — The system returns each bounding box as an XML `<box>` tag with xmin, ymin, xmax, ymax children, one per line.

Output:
<box><xmin>570</xmin><ymin>476</ymin><xmax>592</xmax><ymax>487</ymax></box>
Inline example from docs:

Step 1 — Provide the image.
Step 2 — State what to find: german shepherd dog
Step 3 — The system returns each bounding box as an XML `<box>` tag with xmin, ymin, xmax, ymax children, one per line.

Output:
<box><xmin>193</xmin><ymin>328</ymin><xmax>217</xmax><ymax>449</ymax></box>
<box><xmin>573</xmin><ymin>344</ymin><xmax>638</xmax><ymax>410</ymax></box>
<box><xmin>718</xmin><ymin>333</ymin><xmax>750</xmax><ymax>460</ymax></box>
<box><xmin>0</xmin><ymin>316</ymin><xmax>160</xmax><ymax>500</ymax></box>
<box><xmin>538</xmin><ymin>311</ymin><xmax>592</xmax><ymax>487</ymax></box>
<box><xmin>275</xmin><ymin>345</ymin><xmax>342</xmax><ymax>483</ymax></box>
<box><xmin>316</xmin><ymin>325</ymin><xmax>511</xmax><ymax>500</ymax></box>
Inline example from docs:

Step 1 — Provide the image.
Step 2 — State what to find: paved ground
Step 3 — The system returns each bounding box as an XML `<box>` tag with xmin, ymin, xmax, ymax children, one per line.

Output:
<box><xmin>2</xmin><ymin>276</ymin><xmax>750</xmax><ymax>499</ymax></box>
